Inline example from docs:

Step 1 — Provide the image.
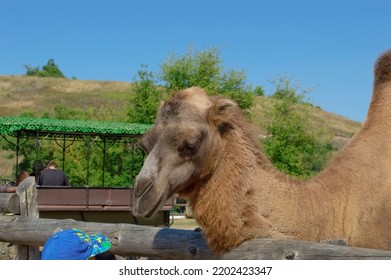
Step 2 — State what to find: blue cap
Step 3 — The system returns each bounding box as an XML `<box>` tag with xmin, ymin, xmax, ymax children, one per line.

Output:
<box><xmin>41</xmin><ymin>228</ymin><xmax>111</xmax><ymax>260</ymax></box>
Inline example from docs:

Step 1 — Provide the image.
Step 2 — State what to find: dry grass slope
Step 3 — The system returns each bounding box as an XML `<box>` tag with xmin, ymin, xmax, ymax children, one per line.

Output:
<box><xmin>0</xmin><ymin>76</ymin><xmax>133</xmax><ymax>119</ymax></box>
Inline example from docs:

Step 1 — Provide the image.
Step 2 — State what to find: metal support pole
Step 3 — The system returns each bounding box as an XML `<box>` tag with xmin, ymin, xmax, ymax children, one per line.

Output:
<box><xmin>62</xmin><ymin>135</ymin><xmax>66</xmax><ymax>170</ymax></box>
<box><xmin>35</xmin><ymin>132</ymin><xmax>40</xmax><ymax>160</ymax></box>
<box><xmin>101</xmin><ymin>138</ymin><xmax>106</xmax><ymax>187</ymax></box>
<box><xmin>15</xmin><ymin>131</ymin><xmax>21</xmax><ymax>179</ymax></box>
<box><xmin>85</xmin><ymin>139</ymin><xmax>91</xmax><ymax>186</ymax></box>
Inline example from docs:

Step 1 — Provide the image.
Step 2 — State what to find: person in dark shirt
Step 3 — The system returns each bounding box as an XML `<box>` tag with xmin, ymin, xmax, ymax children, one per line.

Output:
<box><xmin>38</xmin><ymin>160</ymin><xmax>70</xmax><ymax>187</ymax></box>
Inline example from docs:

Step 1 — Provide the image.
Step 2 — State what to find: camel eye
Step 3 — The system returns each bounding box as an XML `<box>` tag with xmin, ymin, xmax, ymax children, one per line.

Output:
<box><xmin>178</xmin><ymin>141</ymin><xmax>199</xmax><ymax>158</ymax></box>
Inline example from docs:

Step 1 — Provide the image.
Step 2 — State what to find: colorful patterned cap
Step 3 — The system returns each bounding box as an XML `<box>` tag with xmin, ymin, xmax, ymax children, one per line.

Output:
<box><xmin>41</xmin><ymin>228</ymin><xmax>111</xmax><ymax>260</ymax></box>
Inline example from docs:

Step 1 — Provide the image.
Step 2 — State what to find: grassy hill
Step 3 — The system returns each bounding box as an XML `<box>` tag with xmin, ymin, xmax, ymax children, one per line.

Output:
<box><xmin>0</xmin><ymin>75</ymin><xmax>363</xmax><ymax>178</ymax></box>
<box><xmin>0</xmin><ymin>76</ymin><xmax>133</xmax><ymax>120</ymax></box>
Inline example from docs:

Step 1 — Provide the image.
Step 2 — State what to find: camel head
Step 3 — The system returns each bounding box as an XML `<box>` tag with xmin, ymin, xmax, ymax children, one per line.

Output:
<box><xmin>132</xmin><ymin>87</ymin><xmax>239</xmax><ymax>218</ymax></box>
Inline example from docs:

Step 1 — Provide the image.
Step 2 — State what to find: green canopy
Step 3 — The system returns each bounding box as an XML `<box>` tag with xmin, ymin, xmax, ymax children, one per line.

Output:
<box><xmin>0</xmin><ymin>116</ymin><xmax>152</xmax><ymax>138</ymax></box>
<box><xmin>0</xmin><ymin>117</ymin><xmax>151</xmax><ymax>183</ymax></box>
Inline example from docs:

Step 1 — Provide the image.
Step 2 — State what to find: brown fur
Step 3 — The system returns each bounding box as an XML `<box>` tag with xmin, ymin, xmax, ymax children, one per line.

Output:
<box><xmin>133</xmin><ymin>49</ymin><xmax>391</xmax><ymax>253</ymax></box>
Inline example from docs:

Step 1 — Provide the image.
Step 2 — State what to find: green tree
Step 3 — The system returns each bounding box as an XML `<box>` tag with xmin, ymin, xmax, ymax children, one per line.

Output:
<box><xmin>128</xmin><ymin>65</ymin><xmax>162</xmax><ymax>124</ymax></box>
<box><xmin>252</xmin><ymin>85</ymin><xmax>265</xmax><ymax>96</ymax></box>
<box><xmin>40</xmin><ymin>59</ymin><xmax>65</xmax><ymax>77</ymax></box>
<box><xmin>160</xmin><ymin>47</ymin><xmax>254</xmax><ymax>110</ymax></box>
<box><xmin>219</xmin><ymin>69</ymin><xmax>254</xmax><ymax>109</ymax></box>
<box><xmin>160</xmin><ymin>47</ymin><xmax>221</xmax><ymax>91</ymax></box>
<box><xmin>262</xmin><ymin>76</ymin><xmax>332</xmax><ymax>178</ymax></box>
<box><xmin>24</xmin><ymin>59</ymin><xmax>65</xmax><ymax>78</ymax></box>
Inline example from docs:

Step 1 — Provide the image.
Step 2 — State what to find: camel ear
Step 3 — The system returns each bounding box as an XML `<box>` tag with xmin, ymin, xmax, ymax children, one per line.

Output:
<box><xmin>208</xmin><ymin>97</ymin><xmax>238</xmax><ymax>134</ymax></box>
<box><xmin>137</xmin><ymin>126</ymin><xmax>157</xmax><ymax>153</ymax></box>
<box><xmin>215</xmin><ymin>98</ymin><xmax>236</xmax><ymax>113</ymax></box>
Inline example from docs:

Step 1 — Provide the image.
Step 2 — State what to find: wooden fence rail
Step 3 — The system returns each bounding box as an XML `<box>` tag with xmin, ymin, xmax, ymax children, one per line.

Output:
<box><xmin>2</xmin><ymin>177</ymin><xmax>391</xmax><ymax>260</ymax></box>
<box><xmin>2</xmin><ymin>215</ymin><xmax>391</xmax><ymax>259</ymax></box>
<box><xmin>0</xmin><ymin>193</ymin><xmax>19</xmax><ymax>214</ymax></box>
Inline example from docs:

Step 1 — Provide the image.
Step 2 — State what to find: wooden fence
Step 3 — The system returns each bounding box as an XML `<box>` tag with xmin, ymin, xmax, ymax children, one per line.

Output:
<box><xmin>2</xmin><ymin>177</ymin><xmax>391</xmax><ymax>260</ymax></box>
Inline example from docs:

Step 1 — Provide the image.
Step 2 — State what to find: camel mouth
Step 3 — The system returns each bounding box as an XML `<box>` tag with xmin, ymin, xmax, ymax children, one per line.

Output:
<box><xmin>132</xmin><ymin>180</ymin><xmax>167</xmax><ymax>218</ymax></box>
<box><xmin>133</xmin><ymin>195</ymin><xmax>165</xmax><ymax>218</ymax></box>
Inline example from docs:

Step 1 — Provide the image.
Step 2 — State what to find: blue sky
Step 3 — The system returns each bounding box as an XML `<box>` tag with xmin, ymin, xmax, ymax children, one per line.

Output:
<box><xmin>1</xmin><ymin>0</ymin><xmax>391</xmax><ymax>122</ymax></box>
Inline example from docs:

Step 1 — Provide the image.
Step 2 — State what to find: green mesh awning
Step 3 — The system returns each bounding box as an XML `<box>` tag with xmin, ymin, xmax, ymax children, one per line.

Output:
<box><xmin>0</xmin><ymin>116</ymin><xmax>152</xmax><ymax>138</ymax></box>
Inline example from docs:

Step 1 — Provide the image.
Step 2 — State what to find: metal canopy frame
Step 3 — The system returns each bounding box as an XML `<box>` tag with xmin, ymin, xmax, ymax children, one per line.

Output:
<box><xmin>0</xmin><ymin>117</ymin><xmax>151</xmax><ymax>187</ymax></box>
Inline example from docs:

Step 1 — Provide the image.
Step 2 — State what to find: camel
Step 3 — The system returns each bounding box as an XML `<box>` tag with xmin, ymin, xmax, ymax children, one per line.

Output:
<box><xmin>132</xmin><ymin>49</ymin><xmax>391</xmax><ymax>254</ymax></box>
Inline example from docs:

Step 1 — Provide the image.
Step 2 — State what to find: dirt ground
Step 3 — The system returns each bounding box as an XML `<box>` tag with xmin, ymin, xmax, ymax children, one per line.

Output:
<box><xmin>169</xmin><ymin>218</ymin><xmax>199</xmax><ymax>230</ymax></box>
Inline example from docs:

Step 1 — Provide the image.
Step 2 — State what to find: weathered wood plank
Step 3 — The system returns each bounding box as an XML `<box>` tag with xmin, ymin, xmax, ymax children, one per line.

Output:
<box><xmin>0</xmin><ymin>193</ymin><xmax>20</xmax><ymax>214</ymax></box>
<box><xmin>16</xmin><ymin>177</ymin><xmax>39</xmax><ymax>218</ymax></box>
<box><xmin>15</xmin><ymin>177</ymin><xmax>40</xmax><ymax>260</ymax></box>
<box><xmin>222</xmin><ymin>238</ymin><xmax>391</xmax><ymax>260</ymax></box>
<box><xmin>1</xmin><ymin>215</ymin><xmax>391</xmax><ymax>260</ymax></box>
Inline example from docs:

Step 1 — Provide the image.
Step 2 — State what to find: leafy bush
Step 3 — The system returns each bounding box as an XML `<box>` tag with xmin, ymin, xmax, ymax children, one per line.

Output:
<box><xmin>262</xmin><ymin>76</ymin><xmax>332</xmax><ymax>178</ymax></box>
<box><xmin>24</xmin><ymin>59</ymin><xmax>65</xmax><ymax>78</ymax></box>
<box><xmin>128</xmin><ymin>66</ymin><xmax>162</xmax><ymax>124</ymax></box>
<box><xmin>160</xmin><ymin>47</ymin><xmax>255</xmax><ymax>111</ymax></box>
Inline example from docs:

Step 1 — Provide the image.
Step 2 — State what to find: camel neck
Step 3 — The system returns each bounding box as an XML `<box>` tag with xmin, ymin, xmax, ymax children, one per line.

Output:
<box><xmin>189</xmin><ymin>127</ymin><xmax>351</xmax><ymax>252</ymax></box>
<box><xmin>190</xmin><ymin>129</ymin><xmax>304</xmax><ymax>252</ymax></box>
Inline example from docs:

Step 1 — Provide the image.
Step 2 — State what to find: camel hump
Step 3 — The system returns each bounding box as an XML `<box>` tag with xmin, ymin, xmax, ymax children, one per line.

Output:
<box><xmin>375</xmin><ymin>49</ymin><xmax>391</xmax><ymax>87</ymax></box>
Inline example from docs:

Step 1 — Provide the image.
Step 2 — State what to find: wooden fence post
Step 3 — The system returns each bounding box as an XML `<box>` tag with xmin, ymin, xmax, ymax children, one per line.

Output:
<box><xmin>0</xmin><ymin>192</ymin><xmax>19</xmax><ymax>260</ymax></box>
<box><xmin>15</xmin><ymin>176</ymin><xmax>40</xmax><ymax>260</ymax></box>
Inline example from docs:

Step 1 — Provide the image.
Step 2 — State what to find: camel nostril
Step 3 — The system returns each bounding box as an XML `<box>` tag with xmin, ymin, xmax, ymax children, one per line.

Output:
<box><xmin>134</xmin><ymin>177</ymin><xmax>154</xmax><ymax>198</ymax></box>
